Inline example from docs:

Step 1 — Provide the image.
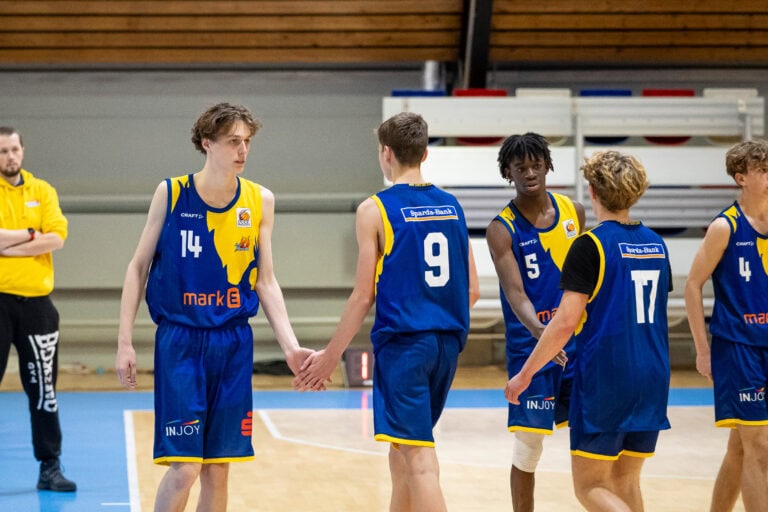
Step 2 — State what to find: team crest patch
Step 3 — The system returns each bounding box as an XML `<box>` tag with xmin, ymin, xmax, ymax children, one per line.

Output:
<box><xmin>562</xmin><ymin>219</ymin><xmax>577</xmax><ymax>238</ymax></box>
<box><xmin>236</xmin><ymin>208</ymin><xmax>251</xmax><ymax>227</ymax></box>
<box><xmin>234</xmin><ymin>236</ymin><xmax>250</xmax><ymax>251</ymax></box>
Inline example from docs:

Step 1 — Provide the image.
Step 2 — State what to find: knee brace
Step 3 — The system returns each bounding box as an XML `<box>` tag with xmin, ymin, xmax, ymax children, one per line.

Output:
<box><xmin>512</xmin><ymin>431</ymin><xmax>545</xmax><ymax>473</ymax></box>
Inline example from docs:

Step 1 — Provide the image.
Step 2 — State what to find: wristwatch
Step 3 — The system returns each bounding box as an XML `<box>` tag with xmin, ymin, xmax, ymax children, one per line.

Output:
<box><xmin>27</xmin><ymin>227</ymin><xmax>35</xmax><ymax>241</ymax></box>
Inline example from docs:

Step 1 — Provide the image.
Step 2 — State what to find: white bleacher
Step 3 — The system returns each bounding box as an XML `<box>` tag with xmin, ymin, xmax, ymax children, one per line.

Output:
<box><xmin>383</xmin><ymin>94</ymin><xmax>763</xmax><ymax>205</ymax></box>
<box><xmin>382</xmin><ymin>93</ymin><xmax>760</xmax><ymax>327</ymax></box>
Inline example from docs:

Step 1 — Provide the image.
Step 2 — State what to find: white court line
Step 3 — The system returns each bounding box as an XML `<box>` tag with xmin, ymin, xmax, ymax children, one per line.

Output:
<box><xmin>258</xmin><ymin>408</ymin><xmax>721</xmax><ymax>482</ymax></box>
<box><xmin>123</xmin><ymin>410</ymin><xmax>142</xmax><ymax>512</ymax></box>
<box><xmin>257</xmin><ymin>410</ymin><xmax>386</xmax><ymax>457</ymax></box>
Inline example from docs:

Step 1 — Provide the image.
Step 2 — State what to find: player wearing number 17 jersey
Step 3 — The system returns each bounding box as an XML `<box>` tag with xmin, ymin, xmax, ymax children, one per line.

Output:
<box><xmin>295</xmin><ymin>112</ymin><xmax>480</xmax><ymax>512</ymax></box>
<box><xmin>506</xmin><ymin>151</ymin><xmax>671</xmax><ymax>511</ymax></box>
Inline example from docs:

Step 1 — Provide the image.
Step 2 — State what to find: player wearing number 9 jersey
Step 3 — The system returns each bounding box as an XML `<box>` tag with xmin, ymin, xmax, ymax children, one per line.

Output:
<box><xmin>294</xmin><ymin>112</ymin><xmax>480</xmax><ymax>512</ymax></box>
<box><xmin>369</xmin><ymin>184</ymin><xmax>471</xmax><ymax>350</ymax></box>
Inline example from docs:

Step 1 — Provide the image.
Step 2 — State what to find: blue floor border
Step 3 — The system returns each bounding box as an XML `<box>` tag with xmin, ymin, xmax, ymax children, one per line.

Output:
<box><xmin>0</xmin><ymin>387</ymin><xmax>714</xmax><ymax>511</ymax></box>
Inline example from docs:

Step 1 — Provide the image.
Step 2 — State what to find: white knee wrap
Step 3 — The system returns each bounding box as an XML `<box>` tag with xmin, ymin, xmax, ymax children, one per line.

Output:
<box><xmin>512</xmin><ymin>431</ymin><xmax>545</xmax><ymax>473</ymax></box>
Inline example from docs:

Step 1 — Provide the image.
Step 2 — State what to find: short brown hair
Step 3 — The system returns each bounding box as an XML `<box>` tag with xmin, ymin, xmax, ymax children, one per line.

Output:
<box><xmin>0</xmin><ymin>126</ymin><xmax>22</xmax><ymax>146</ymax></box>
<box><xmin>377</xmin><ymin>112</ymin><xmax>428</xmax><ymax>167</ymax></box>
<box><xmin>191</xmin><ymin>103</ymin><xmax>262</xmax><ymax>154</ymax></box>
<box><xmin>581</xmin><ymin>151</ymin><xmax>649</xmax><ymax>212</ymax></box>
<box><xmin>725</xmin><ymin>139</ymin><xmax>768</xmax><ymax>179</ymax></box>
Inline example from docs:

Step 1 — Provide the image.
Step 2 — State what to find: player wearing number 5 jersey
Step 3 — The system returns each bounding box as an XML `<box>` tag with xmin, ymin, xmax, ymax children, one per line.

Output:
<box><xmin>506</xmin><ymin>150</ymin><xmax>671</xmax><ymax>511</ymax></box>
<box><xmin>294</xmin><ymin>112</ymin><xmax>480</xmax><ymax>512</ymax></box>
<box><xmin>486</xmin><ymin>133</ymin><xmax>584</xmax><ymax>512</ymax></box>
<box><xmin>685</xmin><ymin>139</ymin><xmax>768</xmax><ymax>511</ymax></box>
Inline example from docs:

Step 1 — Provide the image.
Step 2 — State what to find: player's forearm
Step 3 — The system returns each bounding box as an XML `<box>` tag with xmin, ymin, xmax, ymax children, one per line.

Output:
<box><xmin>506</xmin><ymin>289</ymin><xmax>545</xmax><ymax>339</ymax></box>
<box><xmin>519</xmin><ymin>315</ymin><xmax>572</xmax><ymax>379</ymax></box>
<box><xmin>684</xmin><ymin>281</ymin><xmax>710</xmax><ymax>357</ymax></box>
<box><xmin>117</xmin><ymin>262</ymin><xmax>149</xmax><ymax>348</ymax></box>
<box><xmin>256</xmin><ymin>283</ymin><xmax>301</xmax><ymax>354</ymax></box>
<box><xmin>325</xmin><ymin>293</ymin><xmax>373</xmax><ymax>360</ymax></box>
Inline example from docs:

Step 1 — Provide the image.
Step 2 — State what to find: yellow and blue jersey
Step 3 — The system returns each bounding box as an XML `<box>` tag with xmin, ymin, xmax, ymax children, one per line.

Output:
<box><xmin>710</xmin><ymin>202</ymin><xmax>768</xmax><ymax>348</ymax></box>
<box><xmin>569</xmin><ymin>221</ymin><xmax>671</xmax><ymax>433</ymax></box>
<box><xmin>494</xmin><ymin>192</ymin><xmax>580</xmax><ymax>359</ymax></box>
<box><xmin>146</xmin><ymin>174</ymin><xmax>262</xmax><ymax>328</ymax></box>
<box><xmin>370</xmin><ymin>184</ymin><xmax>470</xmax><ymax>350</ymax></box>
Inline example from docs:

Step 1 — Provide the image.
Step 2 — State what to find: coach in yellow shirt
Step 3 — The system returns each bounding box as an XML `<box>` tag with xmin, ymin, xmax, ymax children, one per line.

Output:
<box><xmin>0</xmin><ymin>126</ymin><xmax>75</xmax><ymax>492</ymax></box>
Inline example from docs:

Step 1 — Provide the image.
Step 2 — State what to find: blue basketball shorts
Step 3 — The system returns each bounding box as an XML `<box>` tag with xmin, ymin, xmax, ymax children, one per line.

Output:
<box><xmin>372</xmin><ymin>331</ymin><xmax>461</xmax><ymax>447</ymax></box>
<box><xmin>570</xmin><ymin>428</ymin><xmax>659</xmax><ymax>460</ymax></box>
<box><xmin>507</xmin><ymin>354</ymin><xmax>570</xmax><ymax>434</ymax></box>
<box><xmin>153</xmin><ymin>321</ymin><xmax>255</xmax><ymax>465</ymax></box>
<box><xmin>711</xmin><ymin>336</ymin><xmax>768</xmax><ymax>428</ymax></box>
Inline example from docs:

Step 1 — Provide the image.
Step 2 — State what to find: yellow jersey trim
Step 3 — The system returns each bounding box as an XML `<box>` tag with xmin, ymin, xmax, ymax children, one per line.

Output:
<box><xmin>154</xmin><ymin>455</ymin><xmax>255</xmax><ymax>466</ymax></box>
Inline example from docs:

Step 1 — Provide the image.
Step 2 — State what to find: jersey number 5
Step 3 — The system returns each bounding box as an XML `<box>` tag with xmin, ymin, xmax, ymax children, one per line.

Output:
<box><xmin>424</xmin><ymin>232</ymin><xmax>449</xmax><ymax>287</ymax></box>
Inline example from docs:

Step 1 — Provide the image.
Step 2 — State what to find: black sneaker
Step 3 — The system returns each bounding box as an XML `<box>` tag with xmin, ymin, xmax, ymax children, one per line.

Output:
<box><xmin>37</xmin><ymin>458</ymin><xmax>77</xmax><ymax>492</ymax></box>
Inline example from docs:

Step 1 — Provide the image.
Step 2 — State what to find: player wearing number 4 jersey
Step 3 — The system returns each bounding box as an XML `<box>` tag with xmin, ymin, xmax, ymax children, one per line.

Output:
<box><xmin>294</xmin><ymin>112</ymin><xmax>480</xmax><ymax>512</ymax></box>
<box><xmin>685</xmin><ymin>139</ymin><xmax>768</xmax><ymax>512</ymax></box>
<box><xmin>506</xmin><ymin>150</ymin><xmax>672</xmax><ymax>512</ymax></box>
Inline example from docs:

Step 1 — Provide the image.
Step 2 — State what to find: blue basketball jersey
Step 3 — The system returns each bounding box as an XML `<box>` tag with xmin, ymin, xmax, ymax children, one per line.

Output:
<box><xmin>146</xmin><ymin>174</ymin><xmax>262</xmax><ymax>328</ymax></box>
<box><xmin>494</xmin><ymin>192</ymin><xmax>581</xmax><ymax>358</ymax></box>
<box><xmin>370</xmin><ymin>184</ymin><xmax>470</xmax><ymax>350</ymax></box>
<box><xmin>569</xmin><ymin>221</ymin><xmax>671</xmax><ymax>433</ymax></box>
<box><xmin>710</xmin><ymin>202</ymin><xmax>768</xmax><ymax>348</ymax></box>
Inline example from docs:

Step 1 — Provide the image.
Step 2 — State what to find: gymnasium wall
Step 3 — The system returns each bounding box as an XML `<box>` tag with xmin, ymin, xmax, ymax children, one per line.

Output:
<box><xmin>2</xmin><ymin>67</ymin><xmax>768</xmax><ymax>369</ymax></box>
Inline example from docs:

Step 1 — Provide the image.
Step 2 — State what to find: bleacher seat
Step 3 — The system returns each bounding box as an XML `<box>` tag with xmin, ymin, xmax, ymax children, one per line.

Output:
<box><xmin>642</xmin><ymin>88</ymin><xmax>696</xmax><ymax>145</ymax></box>
<box><xmin>452</xmin><ymin>88</ymin><xmax>508</xmax><ymax>145</ymax></box>
<box><xmin>391</xmin><ymin>89</ymin><xmax>447</xmax><ymax>145</ymax></box>
<box><xmin>514</xmin><ymin>88</ymin><xmax>571</xmax><ymax>145</ymax></box>
<box><xmin>703</xmin><ymin>88</ymin><xmax>759</xmax><ymax>145</ymax></box>
<box><xmin>579</xmin><ymin>88</ymin><xmax>632</xmax><ymax>144</ymax></box>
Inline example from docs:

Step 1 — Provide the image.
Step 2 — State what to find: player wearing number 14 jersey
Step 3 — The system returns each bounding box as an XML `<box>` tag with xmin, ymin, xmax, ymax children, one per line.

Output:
<box><xmin>294</xmin><ymin>112</ymin><xmax>480</xmax><ymax>511</ymax></box>
<box><xmin>116</xmin><ymin>103</ymin><xmax>311</xmax><ymax>512</ymax></box>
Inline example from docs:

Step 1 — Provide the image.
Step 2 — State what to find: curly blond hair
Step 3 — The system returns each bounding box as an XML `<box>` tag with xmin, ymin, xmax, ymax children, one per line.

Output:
<box><xmin>581</xmin><ymin>151</ymin><xmax>649</xmax><ymax>212</ymax></box>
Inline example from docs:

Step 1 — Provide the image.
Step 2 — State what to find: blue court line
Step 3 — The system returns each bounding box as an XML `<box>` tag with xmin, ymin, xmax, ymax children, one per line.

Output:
<box><xmin>0</xmin><ymin>387</ymin><xmax>714</xmax><ymax>511</ymax></box>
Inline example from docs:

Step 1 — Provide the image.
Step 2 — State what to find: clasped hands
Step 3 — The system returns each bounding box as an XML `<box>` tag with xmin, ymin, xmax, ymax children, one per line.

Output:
<box><xmin>290</xmin><ymin>348</ymin><xmax>335</xmax><ymax>391</ymax></box>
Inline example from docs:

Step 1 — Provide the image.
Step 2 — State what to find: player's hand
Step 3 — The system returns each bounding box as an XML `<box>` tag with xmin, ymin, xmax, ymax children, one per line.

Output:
<box><xmin>695</xmin><ymin>352</ymin><xmax>712</xmax><ymax>380</ymax></box>
<box><xmin>116</xmin><ymin>344</ymin><xmax>138</xmax><ymax>390</ymax></box>
<box><xmin>293</xmin><ymin>349</ymin><xmax>334</xmax><ymax>391</ymax></box>
<box><xmin>504</xmin><ymin>373</ymin><xmax>531</xmax><ymax>405</ymax></box>
<box><xmin>551</xmin><ymin>349</ymin><xmax>568</xmax><ymax>367</ymax></box>
<box><xmin>285</xmin><ymin>346</ymin><xmax>315</xmax><ymax>376</ymax></box>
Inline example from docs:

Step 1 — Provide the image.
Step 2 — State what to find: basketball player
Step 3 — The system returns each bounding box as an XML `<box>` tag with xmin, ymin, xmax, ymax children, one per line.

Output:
<box><xmin>506</xmin><ymin>150</ymin><xmax>672</xmax><ymax>511</ymax></box>
<box><xmin>486</xmin><ymin>132</ymin><xmax>584</xmax><ymax>511</ymax></box>
<box><xmin>293</xmin><ymin>112</ymin><xmax>480</xmax><ymax>512</ymax></box>
<box><xmin>0</xmin><ymin>126</ymin><xmax>76</xmax><ymax>492</ymax></box>
<box><xmin>116</xmin><ymin>103</ymin><xmax>313</xmax><ymax>512</ymax></box>
<box><xmin>685</xmin><ymin>139</ymin><xmax>768</xmax><ymax>511</ymax></box>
